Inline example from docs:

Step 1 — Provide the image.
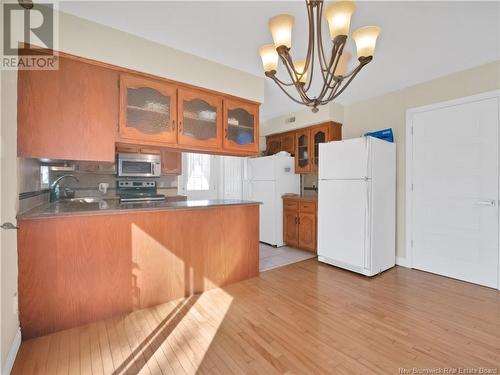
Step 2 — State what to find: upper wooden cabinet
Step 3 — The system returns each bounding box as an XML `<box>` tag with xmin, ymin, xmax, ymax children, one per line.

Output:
<box><xmin>177</xmin><ymin>88</ymin><xmax>223</xmax><ymax>149</ymax></box>
<box><xmin>266</xmin><ymin>134</ymin><xmax>281</xmax><ymax>155</ymax></box>
<box><xmin>161</xmin><ymin>150</ymin><xmax>182</xmax><ymax>175</ymax></box>
<box><xmin>310</xmin><ymin>124</ymin><xmax>329</xmax><ymax>173</ymax></box>
<box><xmin>119</xmin><ymin>74</ymin><xmax>177</xmax><ymax>144</ymax></box>
<box><xmin>223</xmin><ymin>99</ymin><xmax>259</xmax><ymax>153</ymax></box>
<box><xmin>18</xmin><ymin>50</ymin><xmax>260</xmax><ymax>160</ymax></box>
<box><xmin>18</xmin><ymin>56</ymin><xmax>118</xmax><ymax>162</ymax></box>
<box><xmin>295</xmin><ymin>129</ymin><xmax>311</xmax><ymax>174</ymax></box>
<box><xmin>265</xmin><ymin>121</ymin><xmax>342</xmax><ymax>174</ymax></box>
<box><xmin>281</xmin><ymin>132</ymin><xmax>295</xmax><ymax>155</ymax></box>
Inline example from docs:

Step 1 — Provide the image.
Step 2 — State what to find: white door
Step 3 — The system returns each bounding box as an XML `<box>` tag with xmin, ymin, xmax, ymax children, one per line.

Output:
<box><xmin>411</xmin><ymin>97</ymin><xmax>499</xmax><ymax>288</ymax></box>
<box><xmin>250</xmin><ymin>180</ymin><xmax>275</xmax><ymax>245</ymax></box>
<box><xmin>319</xmin><ymin>138</ymin><xmax>369</xmax><ymax>180</ymax></box>
<box><xmin>318</xmin><ymin>179</ymin><xmax>369</xmax><ymax>269</ymax></box>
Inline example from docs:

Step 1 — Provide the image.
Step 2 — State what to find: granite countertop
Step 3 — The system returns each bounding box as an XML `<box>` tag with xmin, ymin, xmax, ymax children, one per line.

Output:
<box><xmin>18</xmin><ymin>198</ymin><xmax>261</xmax><ymax>220</ymax></box>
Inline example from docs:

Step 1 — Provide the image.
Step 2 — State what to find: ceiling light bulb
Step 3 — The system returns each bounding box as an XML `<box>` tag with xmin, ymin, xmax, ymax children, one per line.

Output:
<box><xmin>269</xmin><ymin>14</ymin><xmax>295</xmax><ymax>49</ymax></box>
<box><xmin>324</xmin><ymin>1</ymin><xmax>356</xmax><ymax>40</ymax></box>
<box><xmin>294</xmin><ymin>59</ymin><xmax>307</xmax><ymax>84</ymax></box>
<box><xmin>259</xmin><ymin>44</ymin><xmax>279</xmax><ymax>73</ymax></box>
<box><xmin>352</xmin><ymin>26</ymin><xmax>381</xmax><ymax>59</ymax></box>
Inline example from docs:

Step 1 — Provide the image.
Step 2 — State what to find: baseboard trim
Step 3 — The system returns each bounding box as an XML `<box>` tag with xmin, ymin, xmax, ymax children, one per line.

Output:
<box><xmin>2</xmin><ymin>327</ymin><xmax>21</xmax><ymax>375</ymax></box>
<box><xmin>396</xmin><ymin>257</ymin><xmax>412</xmax><ymax>268</ymax></box>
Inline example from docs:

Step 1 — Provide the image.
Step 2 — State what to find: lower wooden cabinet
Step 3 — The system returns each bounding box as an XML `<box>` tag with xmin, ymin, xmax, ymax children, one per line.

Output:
<box><xmin>283</xmin><ymin>197</ymin><xmax>317</xmax><ymax>252</ymax></box>
<box><xmin>283</xmin><ymin>210</ymin><xmax>299</xmax><ymax>247</ymax></box>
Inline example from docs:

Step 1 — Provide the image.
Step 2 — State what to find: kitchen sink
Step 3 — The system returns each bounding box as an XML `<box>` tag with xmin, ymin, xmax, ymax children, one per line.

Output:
<box><xmin>62</xmin><ymin>197</ymin><xmax>104</xmax><ymax>203</ymax></box>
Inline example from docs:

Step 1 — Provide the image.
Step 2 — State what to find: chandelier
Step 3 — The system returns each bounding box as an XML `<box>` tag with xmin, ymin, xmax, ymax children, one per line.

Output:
<box><xmin>259</xmin><ymin>0</ymin><xmax>381</xmax><ymax>112</ymax></box>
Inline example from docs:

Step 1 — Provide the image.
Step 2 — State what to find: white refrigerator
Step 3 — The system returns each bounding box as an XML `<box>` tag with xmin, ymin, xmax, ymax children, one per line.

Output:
<box><xmin>318</xmin><ymin>136</ymin><xmax>396</xmax><ymax>276</ymax></box>
<box><xmin>245</xmin><ymin>153</ymin><xmax>300</xmax><ymax>247</ymax></box>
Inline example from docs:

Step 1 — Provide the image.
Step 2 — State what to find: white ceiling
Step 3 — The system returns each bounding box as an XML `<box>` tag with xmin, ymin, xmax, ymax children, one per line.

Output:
<box><xmin>60</xmin><ymin>1</ymin><xmax>500</xmax><ymax>121</ymax></box>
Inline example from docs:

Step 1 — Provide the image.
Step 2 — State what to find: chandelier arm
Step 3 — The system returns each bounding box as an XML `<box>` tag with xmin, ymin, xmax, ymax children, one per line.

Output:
<box><xmin>333</xmin><ymin>56</ymin><xmax>372</xmax><ymax>83</ymax></box>
<box><xmin>315</xmin><ymin>1</ymin><xmax>329</xmax><ymax>74</ymax></box>
<box><xmin>323</xmin><ymin>66</ymin><xmax>364</xmax><ymax>104</ymax></box>
<box><xmin>279</xmin><ymin>51</ymin><xmax>314</xmax><ymax>102</ymax></box>
<box><xmin>302</xmin><ymin>1</ymin><xmax>316</xmax><ymax>92</ymax></box>
<box><xmin>316</xmin><ymin>43</ymin><xmax>343</xmax><ymax>101</ymax></box>
<box><xmin>327</xmin><ymin>37</ymin><xmax>346</xmax><ymax>77</ymax></box>
<box><xmin>269</xmin><ymin>76</ymin><xmax>311</xmax><ymax>106</ymax></box>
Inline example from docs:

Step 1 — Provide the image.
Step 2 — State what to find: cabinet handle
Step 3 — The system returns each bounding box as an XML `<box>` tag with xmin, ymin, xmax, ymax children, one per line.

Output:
<box><xmin>179</xmin><ymin>120</ymin><xmax>183</xmax><ymax>133</ymax></box>
<box><xmin>298</xmin><ymin>217</ymin><xmax>301</xmax><ymax>224</ymax></box>
<box><xmin>172</xmin><ymin>119</ymin><xmax>176</xmax><ymax>132</ymax></box>
<box><xmin>225</xmin><ymin>128</ymin><xmax>228</xmax><ymax>139</ymax></box>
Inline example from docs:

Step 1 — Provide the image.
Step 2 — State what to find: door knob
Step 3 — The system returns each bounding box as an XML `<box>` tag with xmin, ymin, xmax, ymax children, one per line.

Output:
<box><xmin>0</xmin><ymin>222</ymin><xmax>19</xmax><ymax>230</ymax></box>
<box><xmin>477</xmin><ymin>200</ymin><xmax>496</xmax><ymax>207</ymax></box>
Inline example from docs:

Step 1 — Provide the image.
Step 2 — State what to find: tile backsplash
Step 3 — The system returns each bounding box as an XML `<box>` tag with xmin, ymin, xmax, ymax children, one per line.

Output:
<box><xmin>18</xmin><ymin>158</ymin><xmax>180</xmax><ymax>213</ymax></box>
<box><xmin>301</xmin><ymin>173</ymin><xmax>318</xmax><ymax>196</ymax></box>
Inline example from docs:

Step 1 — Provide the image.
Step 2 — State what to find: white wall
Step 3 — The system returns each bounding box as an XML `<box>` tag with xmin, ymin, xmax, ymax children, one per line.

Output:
<box><xmin>58</xmin><ymin>11</ymin><xmax>264</xmax><ymax>103</ymax></box>
<box><xmin>259</xmin><ymin>60</ymin><xmax>500</xmax><ymax>263</ymax></box>
<box><xmin>1</xmin><ymin>7</ymin><xmax>264</xmax><ymax>371</ymax></box>
<box><xmin>261</xmin><ymin>102</ymin><xmax>344</xmax><ymax>136</ymax></box>
<box><xmin>343</xmin><ymin>60</ymin><xmax>500</xmax><ymax>261</ymax></box>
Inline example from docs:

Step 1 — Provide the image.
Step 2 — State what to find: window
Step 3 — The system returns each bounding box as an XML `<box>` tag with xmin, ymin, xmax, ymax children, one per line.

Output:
<box><xmin>40</xmin><ymin>165</ymin><xmax>49</xmax><ymax>189</ymax></box>
<box><xmin>185</xmin><ymin>153</ymin><xmax>211</xmax><ymax>191</ymax></box>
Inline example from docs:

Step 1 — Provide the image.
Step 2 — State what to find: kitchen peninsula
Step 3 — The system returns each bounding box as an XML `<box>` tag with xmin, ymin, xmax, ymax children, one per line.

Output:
<box><xmin>17</xmin><ymin>200</ymin><xmax>259</xmax><ymax>338</ymax></box>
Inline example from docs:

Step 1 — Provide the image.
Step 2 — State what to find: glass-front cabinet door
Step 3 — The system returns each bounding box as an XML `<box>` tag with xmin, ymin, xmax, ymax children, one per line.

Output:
<box><xmin>223</xmin><ymin>99</ymin><xmax>259</xmax><ymax>153</ymax></box>
<box><xmin>295</xmin><ymin>129</ymin><xmax>311</xmax><ymax>173</ymax></box>
<box><xmin>178</xmin><ymin>88</ymin><xmax>222</xmax><ymax>148</ymax></box>
<box><xmin>119</xmin><ymin>74</ymin><xmax>177</xmax><ymax>144</ymax></box>
<box><xmin>311</xmin><ymin>125</ymin><xmax>330</xmax><ymax>173</ymax></box>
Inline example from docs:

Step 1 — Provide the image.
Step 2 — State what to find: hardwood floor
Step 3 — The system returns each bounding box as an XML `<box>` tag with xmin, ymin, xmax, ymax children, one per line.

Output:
<box><xmin>11</xmin><ymin>260</ymin><xmax>500</xmax><ymax>374</ymax></box>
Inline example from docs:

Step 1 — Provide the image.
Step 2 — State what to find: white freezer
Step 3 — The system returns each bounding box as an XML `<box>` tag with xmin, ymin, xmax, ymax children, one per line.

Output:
<box><xmin>319</xmin><ymin>137</ymin><xmax>370</xmax><ymax>180</ymax></box>
<box><xmin>245</xmin><ymin>154</ymin><xmax>300</xmax><ymax>247</ymax></box>
<box><xmin>318</xmin><ymin>136</ymin><xmax>396</xmax><ymax>276</ymax></box>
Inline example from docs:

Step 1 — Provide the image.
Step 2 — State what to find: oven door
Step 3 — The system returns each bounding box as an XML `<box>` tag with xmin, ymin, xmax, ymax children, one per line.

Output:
<box><xmin>117</xmin><ymin>153</ymin><xmax>161</xmax><ymax>177</ymax></box>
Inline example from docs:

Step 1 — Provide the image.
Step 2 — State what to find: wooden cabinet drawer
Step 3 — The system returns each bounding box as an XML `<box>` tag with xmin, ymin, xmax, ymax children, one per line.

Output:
<box><xmin>284</xmin><ymin>200</ymin><xmax>299</xmax><ymax>211</ymax></box>
<box><xmin>299</xmin><ymin>201</ymin><xmax>316</xmax><ymax>213</ymax></box>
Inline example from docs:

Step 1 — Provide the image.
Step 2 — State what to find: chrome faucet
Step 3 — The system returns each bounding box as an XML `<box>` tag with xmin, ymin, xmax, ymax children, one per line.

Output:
<box><xmin>50</xmin><ymin>175</ymin><xmax>80</xmax><ymax>202</ymax></box>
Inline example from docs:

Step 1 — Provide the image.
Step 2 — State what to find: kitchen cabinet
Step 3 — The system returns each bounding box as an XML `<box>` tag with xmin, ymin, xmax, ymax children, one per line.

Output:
<box><xmin>17</xmin><ymin>203</ymin><xmax>259</xmax><ymax>338</ymax></box>
<box><xmin>223</xmin><ymin>99</ymin><xmax>259</xmax><ymax>153</ymax></box>
<box><xmin>281</xmin><ymin>132</ymin><xmax>295</xmax><ymax>155</ymax></box>
<box><xmin>311</xmin><ymin>124</ymin><xmax>329</xmax><ymax>173</ymax></box>
<box><xmin>18</xmin><ymin>55</ymin><xmax>118</xmax><ymax>162</ymax></box>
<box><xmin>18</xmin><ymin>48</ymin><xmax>260</xmax><ymax>160</ymax></box>
<box><xmin>266</xmin><ymin>134</ymin><xmax>282</xmax><ymax>155</ymax></box>
<box><xmin>178</xmin><ymin>88</ymin><xmax>223</xmax><ymax>149</ymax></box>
<box><xmin>119</xmin><ymin>74</ymin><xmax>177</xmax><ymax>144</ymax></box>
<box><xmin>265</xmin><ymin>122</ymin><xmax>342</xmax><ymax>174</ymax></box>
<box><xmin>283</xmin><ymin>196</ymin><xmax>317</xmax><ymax>252</ymax></box>
<box><xmin>161</xmin><ymin>150</ymin><xmax>182</xmax><ymax>175</ymax></box>
<box><xmin>283</xmin><ymin>199</ymin><xmax>299</xmax><ymax>247</ymax></box>
<box><xmin>295</xmin><ymin>129</ymin><xmax>311</xmax><ymax>173</ymax></box>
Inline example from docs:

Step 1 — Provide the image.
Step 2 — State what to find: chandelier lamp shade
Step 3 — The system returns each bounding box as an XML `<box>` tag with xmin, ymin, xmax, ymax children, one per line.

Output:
<box><xmin>259</xmin><ymin>0</ymin><xmax>381</xmax><ymax>112</ymax></box>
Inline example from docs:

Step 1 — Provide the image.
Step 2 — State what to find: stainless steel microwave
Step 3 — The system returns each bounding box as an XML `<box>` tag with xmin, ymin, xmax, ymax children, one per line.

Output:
<box><xmin>117</xmin><ymin>153</ymin><xmax>161</xmax><ymax>177</ymax></box>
